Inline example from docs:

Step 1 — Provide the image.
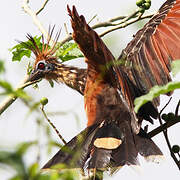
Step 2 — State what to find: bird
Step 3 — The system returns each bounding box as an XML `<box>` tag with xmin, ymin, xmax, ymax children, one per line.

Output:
<box><xmin>25</xmin><ymin>0</ymin><xmax>180</xmax><ymax>178</ymax></box>
<box><xmin>25</xmin><ymin>29</ymin><xmax>87</xmax><ymax>95</ymax></box>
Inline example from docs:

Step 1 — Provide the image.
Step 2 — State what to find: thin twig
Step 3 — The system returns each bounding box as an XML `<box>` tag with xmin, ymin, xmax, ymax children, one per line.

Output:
<box><xmin>175</xmin><ymin>99</ymin><xmax>180</xmax><ymax>116</ymax></box>
<box><xmin>159</xmin><ymin>97</ymin><xmax>172</xmax><ymax>115</ymax></box>
<box><xmin>92</xmin><ymin>12</ymin><xmax>153</xmax><ymax>29</ymax></box>
<box><xmin>158</xmin><ymin>99</ymin><xmax>180</xmax><ymax>170</ymax></box>
<box><xmin>88</xmin><ymin>14</ymin><xmax>97</xmax><ymax>24</ymax></box>
<box><xmin>99</xmin><ymin>13</ymin><xmax>153</xmax><ymax>37</ymax></box>
<box><xmin>58</xmin><ymin>13</ymin><xmax>153</xmax><ymax>46</ymax></box>
<box><xmin>36</xmin><ymin>0</ymin><xmax>50</xmax><ymax>15</ymax></box>
<box><xmin>41</xmin><ymin>106</ymin><xmax>67</xmax><ymax>145</ymax></box>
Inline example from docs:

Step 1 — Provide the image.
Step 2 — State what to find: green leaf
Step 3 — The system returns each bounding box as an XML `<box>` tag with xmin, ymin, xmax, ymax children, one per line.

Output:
<box><xmin>16</xmin><ymin>141</ymin><xmax>37</xmax><ymax>156</ymax></box>
<box><xmin>0</xmin><ymin>142</ymin><xmax>37</xmax><ymax>178</ymax></box>
<box><xmin>0</xmin><ymin>60</ymin><xmax>5</xmax><ymax>74</ymax></box>
<box><xmin>0</xmin><ymin>80</ymin><xmax>13</xmax><ymax>93</ymax></box>
<box><xmin>14</xmin><ymin>89</ymin><xmax>31</xmax><ymax>100</ymax></box>
<box><xmin>172</xmin><ymin>60</ymin><xmax>180</xmax><ymax>77</ymax></box>
<box><xmin>0</xmin><ymin>151</ymin><xmax>26</xmax><ymax>177</ymax></box>
<box><xmin>12</xmin><ymin>49</ymin><xmax>31</xmax><ymax>61</ymax></box>
<box><xmin>48</xmin><ymin>80</ymin><xmax>54</xmax><ymax>88</ymax></box>
<box><xmin>28</xmin><ymin>163</ymin><xmax>39</xmax><ymax>178</ymax></box>
<box><xmin>27</xmin><ymin>62</ymin><xmax>33</xmax><ymax>75</ymax></box>
<box><xmin>10</xmin><ymin>36</ymin><xmax>42</xmax><ymax>62</ymax></box>
<box><xmin>0</xmin><ymin>80</ymin><xmax>30</xmax><ymax>100</ymax></box>
<box><xmin>134</xmin><ymin>81</ymin><xmax>180</xmax><ymax>113</ymax></box>
<box><xmin>56</xmin><ymin>42</ymin><xmax>84</xmax><ymax>62</ymax></box>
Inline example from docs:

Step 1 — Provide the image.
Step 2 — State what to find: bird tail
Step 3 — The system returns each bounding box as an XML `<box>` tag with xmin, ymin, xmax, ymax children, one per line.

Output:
<box><xmin>42</xmin><ymin>121</ymin><xmax>163</xmax><ymax>174</ymax></box>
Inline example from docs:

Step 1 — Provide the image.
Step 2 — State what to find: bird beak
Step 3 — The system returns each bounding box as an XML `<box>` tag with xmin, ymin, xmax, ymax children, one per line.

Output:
<box><xmin>28</xmin><ymin>69</ymin><xmax>44</xmax><ymax>82</ymax></box>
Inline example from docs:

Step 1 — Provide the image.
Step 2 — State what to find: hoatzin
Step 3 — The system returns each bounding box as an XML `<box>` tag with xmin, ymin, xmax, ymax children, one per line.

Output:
<box><xmin>26</xmin><ymin>0</ymin><xmax>180</xmax><ymax>177</ymax></box>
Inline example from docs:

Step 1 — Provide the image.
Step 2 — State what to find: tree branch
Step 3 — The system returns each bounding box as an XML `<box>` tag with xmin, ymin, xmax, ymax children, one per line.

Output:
<box><xmin>22</xmin><ymin>0</ymin><xmax>49</xmax><ymax>43</ymax></box>
<box><xmin>36</xmin><ymin>0</ymin><xmax>50</xmax><ymax>15</ymax></box>
<box><xmin>22</xmin><ymin>0</ymin><xmax>154</xmax><ymax>46</ymax></box>
<box><xmin>148</xmin><ymin>116</ymin><xmax>180</xmax><ymax>138</ymax></box>
<box><xmin>92</xmin><ymin>10</ymin><xmax>139</xmax><ymax>29</ymax></box>
<box><xmin>99</xmin><ymin>13</ymin><xmax>153</xmax><ymax>37</ymax></box>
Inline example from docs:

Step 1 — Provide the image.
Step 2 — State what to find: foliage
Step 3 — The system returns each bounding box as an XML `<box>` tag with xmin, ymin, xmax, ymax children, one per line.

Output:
<box><xmin>55</xmin><ymin>42</ymin><xmax>84</xmax><ymax>62</ymax></box>
<box><xmin>0</xmin><ymin>80</ymin><xmax>30</xmax><ymax>100</ymax></box>
<box><xmin>171</xmin><ymin>60</ymin><xmax>180</xmax><ymax>77</ymax></box>
<box><xmin>10</xmin><ymin>36</ymin><xmax>42</xmax><ymax>62</ymax></box>
<box><xmin>134</xmin><ymin>81</ymin><xmax>180</xmax><ymax>113</ymax></box>
<box><xmin>0</xmin><ymin>60</ymin><xmax>5</xmax><ymax>74</ymax></box>
<box><xmin>10</xmin><ymin>38</ymin><xmax>83</xmax><ymax>63</ymax></box>
<box><xmin>0</xmin><ymin>142</ymin><xmax>79</xmax><ymax>180</ymax></box>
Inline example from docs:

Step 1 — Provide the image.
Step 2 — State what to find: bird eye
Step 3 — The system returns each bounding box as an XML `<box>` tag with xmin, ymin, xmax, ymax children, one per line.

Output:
<box><xmin>37</xmin><ymin>62</ymin><xmax>46</xmax><ymax>70</ymax></box>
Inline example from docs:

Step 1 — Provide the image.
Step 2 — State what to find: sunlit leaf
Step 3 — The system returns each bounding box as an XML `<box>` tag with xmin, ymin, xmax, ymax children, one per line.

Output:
<box><xmin>0</xmin><ymin>151</ymin><xmax>26</xmax><ymax>177</ymax></box>
<box><xmin>48</xmin><ymin>80</ymin><xmax>54</xmax><ymax>88</ymax></box>
<box><xmin>10</xmin><ymin>36</ymin><xmax>42</xmax><ymax>62</ymax></box>
<box><xmin>27</xmin><ymin>62</ymin><xmax>33</xmax><ymax>75</ymax></box>
<box><xmin>0</xmin><ymin>80</ymin><xmax>30</xmax><ymax>100</ymax></box>
<box><xmin>47</xmin><ymin>164</ymin><xmax>79</xmax><ymax>180</ymax></box>
<box><xmin>0</xmin><ymin>142</ymin><xmax>37</xmax><ymax>179</ymax></box>
<box><xmin>16</xmin><ymin>141</ymin><xmax>37</xmax><ymax>156</ymax></box>
<box><xmin>28</xmin><ymin>163</ymin><xmax>39</xmax><ymax>178</ymax></box>
<box><xmin>14</xmin><ymin>89</ymin><xmax>31</xmax><ymax>100</ymax></box>
<box><xmin>0</xmin><ymin>60</ymin><xmax>5</xmax><ymax>74</ymax></box>
<box><xmin>11</xmin><ymin>49</ymin><xmax>31</xmax><ymax>61</ymax></box>
<box><xmin>134</xmin><ymin>81</ymin><xmax>180</xmax><ymax>113</ymax></box>
<box><xmin>172</xmin><ymin>60</ymin><xmax>180</xmax><ymax>77</ymax></box>
<box><xmin>56</xmin><ymin>42</ymin><xmax>84</xmax><ymax>62</ymax></box>
<box><xmin>0</xmin><ymin>80</ymin><xmax>13</xmax><ymax>92</ymax></box>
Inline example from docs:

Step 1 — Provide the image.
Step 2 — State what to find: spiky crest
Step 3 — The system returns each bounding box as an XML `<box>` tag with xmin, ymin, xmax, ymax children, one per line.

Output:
<box><xmin>24</xmin><ymin>26</ymin><xmax>60</xmax><ymax>65</ymax></box>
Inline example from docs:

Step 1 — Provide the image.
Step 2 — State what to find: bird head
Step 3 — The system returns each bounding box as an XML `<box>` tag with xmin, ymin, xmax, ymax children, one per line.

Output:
<box><xmin>23</xmin><ymin>28</ymin><xmax>61</xmax><ymax>82</ymax></box>
<box><xmin>29</xmin><ymin>55</ymin><xmax>58</xmax><ymax>82</ymax></box>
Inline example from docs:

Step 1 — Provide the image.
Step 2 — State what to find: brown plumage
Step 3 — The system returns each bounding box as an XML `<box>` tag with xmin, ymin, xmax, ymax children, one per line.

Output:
<box><xmin>117</xmin><ymin>0</ymin><xmax>180</xmax><ymax>107</ymax></box>
<box><xmin>26</xmin><ymin>0</ymin><xmax>180</xmax><ymax>177</ymax></box>
<box><xmin>43</xmin><ymin>4</ymin><xmax>167</xmax><ymax>176</ymax></box>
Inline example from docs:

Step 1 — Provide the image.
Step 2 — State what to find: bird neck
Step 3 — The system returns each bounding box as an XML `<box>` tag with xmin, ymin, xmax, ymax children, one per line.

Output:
<box><xmin>48</xmin><ymin>63</ymin><xmax>87</xmax><ymax>95</ymax></box>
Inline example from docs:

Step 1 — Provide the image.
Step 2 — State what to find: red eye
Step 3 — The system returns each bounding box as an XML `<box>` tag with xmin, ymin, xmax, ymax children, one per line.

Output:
<box><xmin>37</xmin><ymin>62</ymin><xmax>45</xmax><ymax>70</ymax></box>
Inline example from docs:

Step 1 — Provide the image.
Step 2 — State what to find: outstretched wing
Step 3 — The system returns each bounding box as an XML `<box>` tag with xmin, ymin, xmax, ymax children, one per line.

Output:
<box><xmin>117</xmin><ymin>0</ymin><xmax>180</xmax><ymax>106</ymax></box>
<box><xmin>67</xmin><ymin>5</ymin><xmax>158</xmax><ymax>124</ymax></box>
<box><xmin>67</xmin><ymin>5</ymin><xmax>116</xmax><ymax>87</ymax></box>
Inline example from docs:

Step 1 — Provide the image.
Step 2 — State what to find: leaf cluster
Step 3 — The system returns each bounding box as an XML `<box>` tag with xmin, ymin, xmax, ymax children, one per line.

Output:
<box><xmin>55</xmin><ymin>42</ymin><xmax>84</xmax><ymax>62</ymax></box>
<box><xmin>10</xmin><ymin>36</ymin><xmax>42</xmax><ymax>62</ymax></box>
<box><xmin>0</xmin><ymin>142</ymin><xmax>78</xmax><ymax>180</ymax></box>
<box><xmin>0</xmin><ymin>80</ymin><xmax>30</xmax><ymax>100</ymax></box>
<box><xmin>10</xmin><ymin>37</ymin><xmax>84</xmax><ymax>63</ymax></box>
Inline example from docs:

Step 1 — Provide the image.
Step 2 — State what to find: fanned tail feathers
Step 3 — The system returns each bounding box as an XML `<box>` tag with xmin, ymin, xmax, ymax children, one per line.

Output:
<box><xmin>42</xmin><ymin>122</ymin><xmax>163</xmax><ymax>175</ymax></box>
